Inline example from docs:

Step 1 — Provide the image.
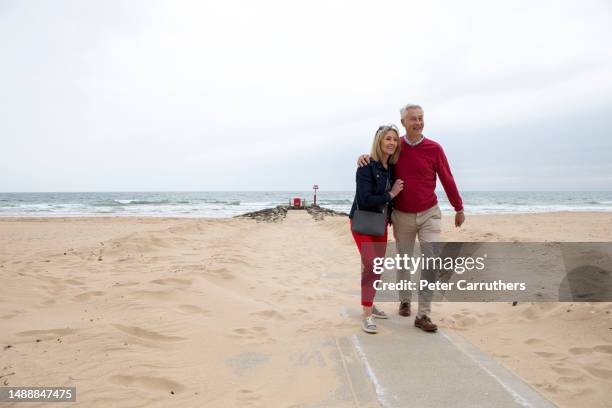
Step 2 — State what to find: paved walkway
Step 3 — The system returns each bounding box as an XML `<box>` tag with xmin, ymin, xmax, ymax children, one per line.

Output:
<box><xmin>335</xmin><ymin>309</ymin><xmax>556</xmax><ymax>408</ymax></box>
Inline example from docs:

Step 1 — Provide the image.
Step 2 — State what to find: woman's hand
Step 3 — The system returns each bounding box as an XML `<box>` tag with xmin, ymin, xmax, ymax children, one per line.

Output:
<box><xmin>389</xmin><ymin>179</ymin><xmax>404</xmax><ymax>198</ymax></box>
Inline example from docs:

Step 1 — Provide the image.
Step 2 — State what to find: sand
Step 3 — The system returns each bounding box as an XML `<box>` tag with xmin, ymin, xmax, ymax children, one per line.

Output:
<box><xmin>1</xmin><ymin>211</ymin><xmax>611</xmax><ymax>407</ymax></box>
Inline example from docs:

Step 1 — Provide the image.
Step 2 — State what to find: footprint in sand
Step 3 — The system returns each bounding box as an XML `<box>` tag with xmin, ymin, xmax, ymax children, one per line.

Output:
<box><xmin>524</xmin><ymin>338</ymin><xmax>543</xmax><ymax>345</ymax></box>
<box><xmin>236</xmin><ymin>388</ymin><xmax>260</xmax><ymax>404</ymax></box>
<box><xmin>289</xmin><ymin>309</ymin><xmax>311</xmax><ymax>320</ymax></box>
<box><xmin>533</xmin><ymin>351</ymin><xmax>567</xmax><ymax>360</ymax></box>
<box><xmin>451</xmin><ymin>313</ymin><xmax>478</xmax><ymax>328</ymax></box>
<box><xmin>557</xmin><ymin>375</ymin><xmax>587</xmax><ymax>385</ymax></box>
<box><xmin>474</xmin><ymin>312</ymin><xmax>498</xmax><ymax>319</ymax></box>
<box><xmin>111</xmin><ymin>324</ymin><xmax>185</xmax><ymax>342</ymax></box>
<box><xmin>250</xmin><ymin>310</ymin><xmax>286</xmax><ymax>321</ymax></box>
<box><xmin>584</xmin><ymin>366</ymin><xmax>612</xmax><ymax>381</ymax></box>
<box><xmin>535</xmin><ymin>383</ymin><xmax>559</xmax><ymax>393</ymax></box>
<box><xmin>211</xmin><ymin>253</ymin><xmax>249</xmax><ymax>266</ymax></box>
<box><xmin>131</xmin><ymin>289</ymin><xmax>177</xmax><ymax>300</ymax></box>
<box><xmin>481</xmin><ymin>232</ymin><xmax>496</xmax><ymax>240</ymax></box>
<box><xmin>16</xmin><ymin>328</ymin><xmax>77</xmax><ymax>339</ymax></box>
<box><xmin>551</xmin><ymin>365</ymin><xmax>581</xmax><ymax>376</ymax></box>
<box><xmin>64</xmin><ymin>279</ymin><xmax>86</xmax><ymax>286</ymax></box>
<box><xmin>176</xmin><ymin>304</ymin><xmax>209</xmax><ymax>315</ymax></box>
<box><xmin>296</xmin><ymin>324</ymin><xmax>317</xmax><ymax>334</ymax></box>
<box><xmin>229</xmin><ymin>327</ymin><xmax>273</xmax><ymax>344</ymax></box>
<box><xmin>150</xmin><ymin>278</ymin><xmax>193</xmax><ymax>288</ymax></box>
<box><xmin>108</xmin><ymin>374</ymin><xmax>185</xmax><ymax>394</ymax></box>
<box><xmin>202</xmin><ymin>267</ymin><xmax>235</xmax><ymax>280</ymax></box>
<box><xmin>73</xmin><ymin>291</ymin><xmax>105</xmax><ymax>302</ymax></box>
<box><xmin>0</xmin><ymin>309</ymin><xmax>27</xmax><ymax>320</ymax></box>
<box><xmin>519</xmin><ymin>308</ymin><xmax>542</xmax><ymax>320</ymax></box>
<box><xmin>569</xmin><ymin>344</ymin><xmax>612</xmax><ymax>356</ymax></box>
<box><xmin>568</xmin><ymin>347</ymin><xmax>593</xmax><ymax>355</ymax></box>
<box><xmin>272</xmin><ymin>290</ymin><xmax>290</xmax><ymax>301</ymax></box>
<box><xmin>568</xmin><ymin>386</ymin><xmax>596</xmax><ymax>397</ymax></box>
<box><xmin>593</xmin><ymin>345</ymin><xmax>612</xmax><ymax>354</ymax></box>
<box><xmin>112</xmin><ymin>281</ymin><xmax>140</xmax><ymax>287</ymax></box>
<box><xmin>35</xmin><ymin>275</ymin><xmax>62</xmax><ymax>284</ymax></box>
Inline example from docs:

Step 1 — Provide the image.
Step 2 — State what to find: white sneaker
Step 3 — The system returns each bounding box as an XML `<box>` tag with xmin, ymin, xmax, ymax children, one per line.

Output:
<box><xmin>362</xmin><ymin>316</ymin><xmax>378</xmax><ymax>334</ymax></box>
<box><xmin>372</xmin><ymin>305</ymin><xmax>388</xmax><ymax>319</ymax></box>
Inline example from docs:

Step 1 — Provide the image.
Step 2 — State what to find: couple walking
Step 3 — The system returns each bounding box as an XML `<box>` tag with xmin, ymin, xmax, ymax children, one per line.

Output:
<box><xmin>349</xmin><ymin>104</ymin><xmax>465</xmax><ymax>334</ymax></box>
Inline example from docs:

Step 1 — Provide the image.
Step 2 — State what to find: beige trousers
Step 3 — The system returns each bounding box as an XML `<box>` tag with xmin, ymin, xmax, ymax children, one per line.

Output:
<box><xmin>391</xmin><ymin>205</ymin><xmax>442</xmax><ymax>316</ymax></box>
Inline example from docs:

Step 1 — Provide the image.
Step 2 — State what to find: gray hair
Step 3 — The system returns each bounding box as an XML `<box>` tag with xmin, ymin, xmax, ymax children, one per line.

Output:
<box><xmin>399</xmin><ymin>104</ymin><xmax>423</xmax><ymax>119</ymax></box>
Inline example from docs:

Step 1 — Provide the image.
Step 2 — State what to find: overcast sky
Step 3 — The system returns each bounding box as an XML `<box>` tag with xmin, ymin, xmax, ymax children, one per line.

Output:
<box><xmin>1</xmin><ymin>0</ymin><xmax>611</xmax><ymax>192</ymax></box>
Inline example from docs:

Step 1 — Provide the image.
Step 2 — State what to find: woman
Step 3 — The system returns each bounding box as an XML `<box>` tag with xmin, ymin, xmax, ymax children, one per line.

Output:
<box><xmin>349</xmin><ymin>125</ymin><xmax>404</xmax><ymax>334</ymax></box>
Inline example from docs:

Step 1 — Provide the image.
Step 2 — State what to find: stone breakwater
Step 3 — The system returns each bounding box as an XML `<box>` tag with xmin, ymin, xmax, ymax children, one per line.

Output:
<box><xmin>235</xmin><ymin>205</ymin><xmax>348</xmax><ymax>222</ymax></box>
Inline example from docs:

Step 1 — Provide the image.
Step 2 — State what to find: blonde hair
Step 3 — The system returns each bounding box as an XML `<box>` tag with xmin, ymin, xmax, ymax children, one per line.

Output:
<box><xmin>370</xmin><ymin>125</ymin><xmax>401</xmax><ymax>165</ymax></box>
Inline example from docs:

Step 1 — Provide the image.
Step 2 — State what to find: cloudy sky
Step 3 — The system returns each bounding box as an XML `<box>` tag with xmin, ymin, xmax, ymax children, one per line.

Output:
<box><xmin>1</xmin><ymin>0</ymin><xmax>611</xmax><ymax>192</ymax></box>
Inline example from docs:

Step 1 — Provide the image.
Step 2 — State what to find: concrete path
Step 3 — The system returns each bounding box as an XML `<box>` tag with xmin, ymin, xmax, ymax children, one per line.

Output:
<box><xmin>335</xmin><ymin>309</ymin><xmax>556</xmax><ymax>408</ymax></box>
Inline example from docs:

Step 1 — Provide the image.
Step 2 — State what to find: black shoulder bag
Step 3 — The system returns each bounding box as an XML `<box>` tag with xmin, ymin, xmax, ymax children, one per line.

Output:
<box><xmin>350</xmin><ymin>174</ymin><xmax>389</xmax><ymax>237</ymax></box>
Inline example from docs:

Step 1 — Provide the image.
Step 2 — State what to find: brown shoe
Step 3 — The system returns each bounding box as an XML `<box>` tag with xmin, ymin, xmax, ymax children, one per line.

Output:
<box><xmin>398</xmin><ymin>302</ymin><xmax>411</xmax><ymax>317</ymax></box>
<box><xmin>414</xmin><ymin>315</ymin><xmax>438</xmax><ymax>332</ymax></box>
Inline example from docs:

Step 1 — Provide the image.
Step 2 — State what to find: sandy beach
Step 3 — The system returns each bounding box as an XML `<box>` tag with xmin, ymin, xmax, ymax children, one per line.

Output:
<box><xmin>1</xmin><ymin>211</ymin><xmax>611</xmax><ymax>407</ymax></box>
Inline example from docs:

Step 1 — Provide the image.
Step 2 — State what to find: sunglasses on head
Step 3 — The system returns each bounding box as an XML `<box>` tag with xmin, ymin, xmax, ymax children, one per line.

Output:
<box><xmin>377</xmin><ymin>124</ymin><xmax>399</xmax><ymax>133</ymax></box>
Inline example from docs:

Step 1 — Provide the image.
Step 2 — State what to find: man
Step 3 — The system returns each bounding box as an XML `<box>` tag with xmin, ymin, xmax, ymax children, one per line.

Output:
<box><xmin>358</xmin><ymin>104</ymin><xmax>465</xmax><ymax>332</ymax></box>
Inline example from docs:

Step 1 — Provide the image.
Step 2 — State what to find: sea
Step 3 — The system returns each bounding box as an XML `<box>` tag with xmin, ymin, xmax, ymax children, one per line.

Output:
<box><xmin>1</xmin><ymin>191</ymin><xmax>611</xmax><ymax>218</ymax></box>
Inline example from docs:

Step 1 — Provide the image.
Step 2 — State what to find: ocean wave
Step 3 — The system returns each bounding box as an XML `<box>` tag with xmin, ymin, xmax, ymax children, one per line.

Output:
<box><xmin>200</xmin><ymin>199</ymin><xmax>241</xmax><ymax>205</ymax></box>
<box><xmin>91</xmin><ymin>200</ymin><xmax>125</xmax><ymax>207</ymax></box>
<box><xmin>95</xmin><ymin>199</ymin><xmax>180</xmax><ymax>206</ymax></box>
<box><xmin>124</xmin><ymin>199</ymin><xmax>173</xmax><ymax>205</ymax></box>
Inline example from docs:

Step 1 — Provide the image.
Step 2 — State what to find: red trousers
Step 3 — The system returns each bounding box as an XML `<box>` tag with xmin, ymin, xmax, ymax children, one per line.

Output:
<box><xmin>350</xmin><ymin>220</ymin><xmax>388</xmax><ymax>307</ymax></box>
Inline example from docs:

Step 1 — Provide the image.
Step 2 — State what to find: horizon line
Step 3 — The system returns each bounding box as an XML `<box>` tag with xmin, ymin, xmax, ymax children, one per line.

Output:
<box><xmin>1</xmin><ymin>190</ymin><xmax>612</xmax><ymax>194</ymax></box>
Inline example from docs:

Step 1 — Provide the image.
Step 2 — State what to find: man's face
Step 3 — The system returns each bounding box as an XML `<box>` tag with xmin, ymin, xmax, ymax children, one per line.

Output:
<box><xmin>401</xmin><ymin>108</ymin><xmax>424</xmax><ymax>138</ymax></box>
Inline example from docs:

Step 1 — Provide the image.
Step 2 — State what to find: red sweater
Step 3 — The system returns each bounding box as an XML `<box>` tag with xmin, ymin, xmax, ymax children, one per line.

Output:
<box><xmin>393</xmin><ymin>137</ymin><xmax>463</xmax><ymax>213</ymax></box>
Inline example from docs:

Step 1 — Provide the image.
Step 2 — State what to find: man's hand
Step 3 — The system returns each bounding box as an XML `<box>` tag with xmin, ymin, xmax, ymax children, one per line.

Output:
<box><xmin>455</xmin><ymin>211</ymin><xmax>465</xmax><ymax>227</ymax></box>
<box><xmin>357</xmin><ymin>154</ymin><xmax>370</xmax><ymax>167</ymax></box>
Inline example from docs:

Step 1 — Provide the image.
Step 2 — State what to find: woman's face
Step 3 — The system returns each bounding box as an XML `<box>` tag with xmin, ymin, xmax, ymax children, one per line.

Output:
<box><xmin>380</xmin><ymin>130</ymin><xmax>399</xmax><ymax>156</ymax></box>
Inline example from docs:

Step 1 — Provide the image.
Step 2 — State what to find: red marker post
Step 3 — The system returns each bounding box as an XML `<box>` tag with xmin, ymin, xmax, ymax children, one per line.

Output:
<box><xmin>313</xmin><ymin>184</ymin><xmax>319</xmax><ymax>206</ymax></box>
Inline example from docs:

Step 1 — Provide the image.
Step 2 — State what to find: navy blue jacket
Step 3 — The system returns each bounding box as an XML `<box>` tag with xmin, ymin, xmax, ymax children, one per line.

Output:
<box><xmin>349</xmin><ymin>160</ymin><xmax>393</xmax><ymax>219</ymax></box>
